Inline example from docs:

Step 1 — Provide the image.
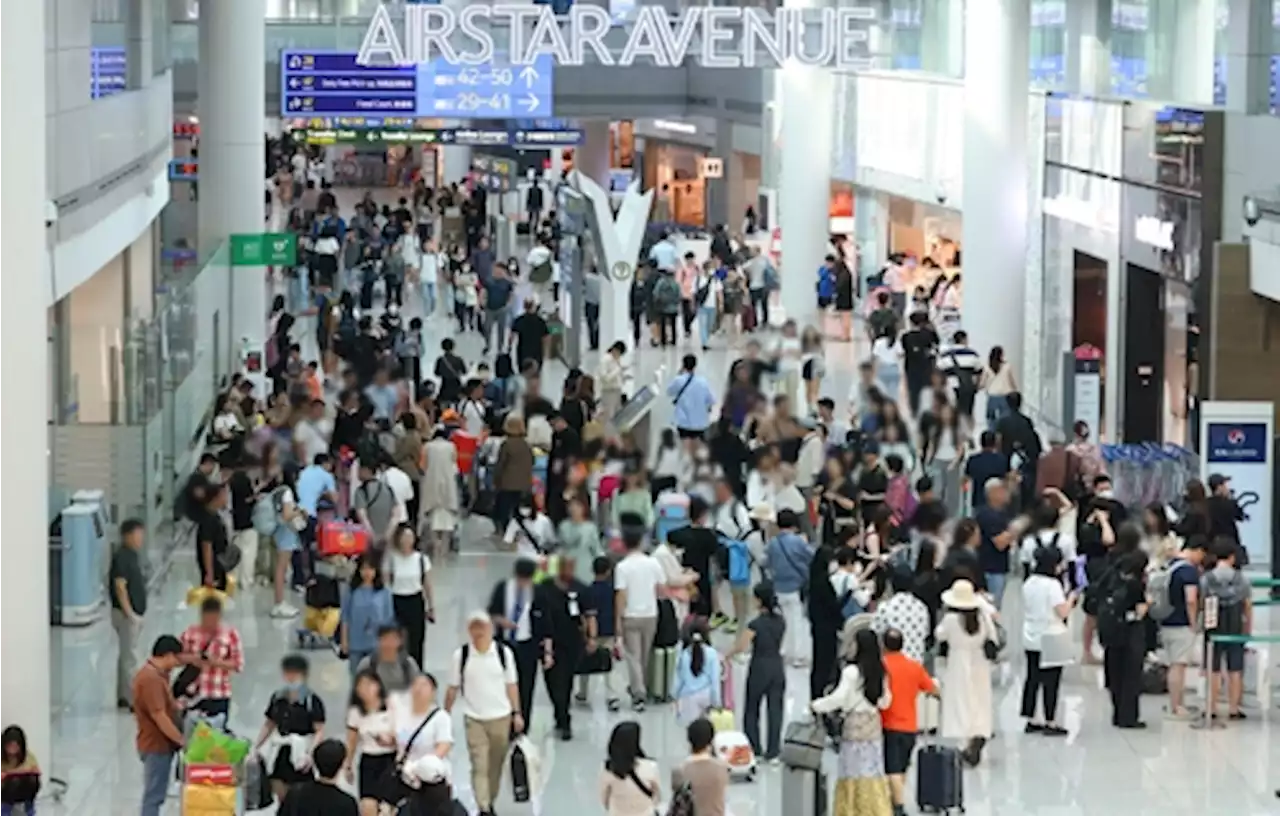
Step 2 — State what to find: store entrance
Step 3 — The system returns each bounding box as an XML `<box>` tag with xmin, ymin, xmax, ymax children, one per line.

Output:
<box><xmin>1123</xmin><ymin>263</ymin><xmax>1164</xmax><ymax>443</ymax></box>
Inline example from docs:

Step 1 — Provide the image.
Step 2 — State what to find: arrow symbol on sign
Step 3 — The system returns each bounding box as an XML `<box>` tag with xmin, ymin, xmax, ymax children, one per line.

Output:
<box><xmin>289</xmin><ymin>77</ymin><xmax>300</xmax><ymax>89</ymax></box>
<box><xmin>520</xmin><ymin>93</ymin><xmax>540</xmax><ymax>112</ymax></box>
<box><xmin>519</xmin><ymin>66</ymin><xmax>539</xmax><ymax>88</ymax></box>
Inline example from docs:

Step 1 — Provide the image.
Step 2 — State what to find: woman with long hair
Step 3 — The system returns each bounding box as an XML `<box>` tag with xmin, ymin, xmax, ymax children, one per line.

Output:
<box><xmin>1141</xmin><ymin>501</ymin><xmax>1178</xmax><ymax>566</ymax></box>
<box><xmin>935</xmin><ymin>579</ymin><xmax>996</xmax><ymax>766</ymax></box>
<box><xmin>599</xmin><ymin>722</ymin><xmax>661</xmax><ymax>816</ymax></box>
<box><xmin>726</xmin><ymin>583</ymin><xmax>787</xmax><ymax>762</ymax></box>
<box><xmin>385</xmin><ymin>524</ymin><xmax>434</xmax><ymax>668</ymax></box>
<box><xmin>807</xmin><ymin>547</ymin><xmax>844</xmax><ymax>702</ymax></box>
<box><xmin>672</xmin><ymin>621</ymin><xmax>722</xmax><ymax>725</ymax></box>
<box><xmin>811</xmin><ymin>627</ymin><xmax>893</xmax><ymax>816</ymax></box>
<box><xmin>343</xmin><ymin>670</ymin><xmax>396</xmax><ymax>816</ymax></box>
<box><xmin>341</xmin><ymin>553</ymin><xmax>396</xmax><ymax>682</ymax></box>
<box><xmin>392</xmin><ymin>673</ymin><xmax>454</xmax><ymax>815</ymax></box>
<box><xmin>981</xmin><ymin>345</ymin><xmax>1018</xmax><ymax>430</ymax></box>
<box><xmin>921</xmin><ymin>400</ymin><xmax>968</xmax><ymax>518</ymax></box>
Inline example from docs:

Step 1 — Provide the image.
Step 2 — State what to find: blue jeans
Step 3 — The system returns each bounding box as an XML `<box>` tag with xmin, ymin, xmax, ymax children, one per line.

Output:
<box><xmin>140</xmin><ymin>749</ymin><xmax>176</xmax><ymax>816</ymax></box>
<box><xmin>697</xmin><ymin>305</ymin><xmax>717</xmax><ymax>347</ymax></box>
<box><xmin>2</xmin><ymin>802</ymin><xmax>35</xmax><ymax>815</ymax></box>
<box><xmin>422</xmin><ymin>279</ymin><xmax>437</xmax><ymax>315</ymax></box>
<box><xmin>985</xmin><ymin>572</ymin><xmax>1008</xmax><ymax>610</ymax></box>
<box><xmin>349</xmin><ymin>649</ymin><xmax>373</xmax><ymax>683</ymax></box>
<box><xmin>878</xmin><ymin>365</ymin><xmax>901</xmax><ymax>402</ymax></box>
<box><xmin>289</xmin><ymin>268</ymin><xmax>311</xmax><ymax>313</ymax></box>
<box><xmin>986</xmin><ymin>394</ymin><xmax>1010</xmax><ymax>431</ymax></box>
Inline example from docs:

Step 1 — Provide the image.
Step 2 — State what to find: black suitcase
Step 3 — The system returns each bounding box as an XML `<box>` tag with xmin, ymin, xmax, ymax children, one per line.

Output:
<box><xmin>916</xmin><ymin>744</ymin><xmax>964</xmax><ymax>813</ymax></box>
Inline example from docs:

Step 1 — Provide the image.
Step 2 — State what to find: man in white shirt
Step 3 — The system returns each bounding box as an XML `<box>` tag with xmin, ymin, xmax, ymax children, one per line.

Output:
<box><xmin>613</xmin><ymin>520</ymin><xmax>668</xmax><ymax>711</ymax></box>
<box><xmin>445</xmin><ymin>612</ymin><xmax>522</xmax><ymax>816</ymax></box>
<box><xmin>647</xmin><ymin>231</ymin><xmax>679</xmax><ymax>273</ymax></box>
<box><xmin>292</xmin><ymin>399</ymin><xmax>330</xmax><ymax>466</ymax></box>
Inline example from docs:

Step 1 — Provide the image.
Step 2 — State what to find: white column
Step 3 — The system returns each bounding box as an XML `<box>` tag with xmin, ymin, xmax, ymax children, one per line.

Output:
<box><xmin>199</xmin><ymin>0</ymin><xmax>267</xmax><ymax>349</ymax></box>
<box><xmin>1</xmin><ymin>0</ymin><xmax>52</xmax><ymax>767</ymax></box>
<box><xmin>126</xmin><ymin>0</ymin><xmax>155</xmax><ymax>89</ymax></box>
<box><xmin>777</xmin><ymin>0</ymin><xmax>835</xmax><ymax>326</ymax></box>
<box><xmin>962</xmin><ymin>0</ymin><xmax>1030</xmax><ymax>373</ymax></box>
<box><xmin>440</xmin><ymin>123</ymin><xmax>473</xmax><ymax>188</ymax></box>
<box><xmin>1065</xmin><ymin>0</ymin><xmax>1112</xmax><ymax>95</ymax></box>
<box><xmin>575</xmin><ymin>121</ymin><xmax>625</xmax><ymax>349</ymax></box>
<box><xmin>1225</xmin><ymin>0</ymin><xmax>1273</xmax><ymax>114</ymax></box>
<box><xmin>921</xmin><ymin>0</ymin><xmax>965</xmax><ymax>76</ymax></box>
<box><xmin>1171</xmin><ymin>0</ymin><xmax>1217</xmax><ymax>103</ymax></box>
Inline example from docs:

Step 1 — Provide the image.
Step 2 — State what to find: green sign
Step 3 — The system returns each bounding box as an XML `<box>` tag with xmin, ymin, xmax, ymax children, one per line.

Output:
<box><xmin>230</xmin><ymin>233</ymin><xmax>296</xmax><ymax>266</ymax></box>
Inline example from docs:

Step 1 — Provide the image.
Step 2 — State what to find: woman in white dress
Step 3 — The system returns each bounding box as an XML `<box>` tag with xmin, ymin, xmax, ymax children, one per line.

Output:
<box><xmin>418</xmin><ymin>427</ymin><xmax>459</xmax><ymax>559</ymax></box>
<box><xmin>935</xmin><ymin>579</ymin><xmax>997</xmax><ymax>767</ymax></box>
<box><xmin>773</xmin><ymin>320</ymin><xmax>805</xmax><ymax>407</ymax></box>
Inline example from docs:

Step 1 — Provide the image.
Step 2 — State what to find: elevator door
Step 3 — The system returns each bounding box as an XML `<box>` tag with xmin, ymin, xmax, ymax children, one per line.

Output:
<box><xmin>1123</xmin><ymin>264</ymin><xmax>1164</xmax><ymax>443</ymax></box>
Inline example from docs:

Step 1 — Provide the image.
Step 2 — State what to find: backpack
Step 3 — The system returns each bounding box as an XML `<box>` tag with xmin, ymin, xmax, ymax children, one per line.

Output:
<box><xmin>654</xmin><ymin>275</ymin><xmax>682</xmax><ymax>313</ymax></box>
<box><xmin>252</xmin><ymin>492</ymin><xmax>279</xmax><ymax>536</ymax></box>
<box><xmin>1145</xmin><ymin>559</ymin><xmax>1187</xmax><ymax>623</ymax></box>
<box><xmin>949</xmin><ymin>351</ymin><xmax>980</xmax><ymax>398</ymax></box>
<box><xmin>384</xmin><ymin>252</ymin><xmax>406</xmax><ymax>282</ymax></box>
<box><xmin>529</xmin><ymin>257</ymin><xmax>553</xmax><ymax>284</ymax></box>
<box><xmin>1090</xmin><ymin>567</ymin><xmax>1129</xmax><ymax>648</ymax></box>
<box><xmin>832</xmin><ymin>571</ymin><xmax>864</xmax><ymax>620</ymax></box>
<box><xmin>459</xmin><ymin>642</ymin><xmax>509</xmax><ymax>697</ymax></box>
<box><xmin>869</xmin><ymin>307</ymin><xmax>897</xmax><ymax>340</ymax></box>
<box><xmin>722</xmin><ymin>537</ymin><xmax>751</xmax><ymax>586</ymax></box>
<box><xmin>763</xmin><ymin>261</ymin><xmax>779</xmax><ymax>292</ymax></box>
<box><xmin>666</xmin><ymin>781</ymin><xmax>697</xmax><ymax>816</ymax></box>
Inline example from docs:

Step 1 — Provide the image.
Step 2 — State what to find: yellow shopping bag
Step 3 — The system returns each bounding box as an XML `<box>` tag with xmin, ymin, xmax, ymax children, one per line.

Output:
<box><xmin>182</xmin><ymin>783</ymin><xmax>237</xmax><ymax>815</ymax></box>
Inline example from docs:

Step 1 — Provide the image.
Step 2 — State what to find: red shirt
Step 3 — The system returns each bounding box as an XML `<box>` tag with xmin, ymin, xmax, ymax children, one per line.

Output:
<box><xmin>881</xmin><ymin>651</ymin><xmax>936</xmax><ymax>734</ymax></box>
<box><xmin>179</xmin><ymin>624</ymin><xmax>244</xmax><ymax>702</ymax></box>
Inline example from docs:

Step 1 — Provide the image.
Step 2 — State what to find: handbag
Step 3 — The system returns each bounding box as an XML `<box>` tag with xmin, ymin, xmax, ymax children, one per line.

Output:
<box><xmin>172</xmin><ymin>636</ymin><xmax>214</xmax><ymax>699</ymax></box>
<box><xmin>843</xmin><ymin>699</ymin><xmax>883</xmax><ymax>742</ymax></box>
<box><xmin>1038</xmin><ymin>623</ymin><xmax>1074</xmax><ymax>668</ymax></box>
<box><xmin>217</xmin><ymin>542</ymin><xmax>242</xmax><ymax>572</ymax></box>
<box><xmin>982</xmin><ymin>611</ymin><xmax>1006</xmax><ymax>662</ymax></box>
<box><xmin>575</xmin><ymin>646</ymin><xmax>613</xmax><ymax>676</ymax></box>
<box><xmin>380</xmin><ymin>708</ymin><xmax>441</xmax><ymax>805</ymax></box>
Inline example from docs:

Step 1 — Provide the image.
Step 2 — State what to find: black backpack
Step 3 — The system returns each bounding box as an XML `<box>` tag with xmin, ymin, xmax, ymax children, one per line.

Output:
<box><xmin>1090</xmin><ymin>567</ymin><xmax>1129</xmax><ymax>648</ymax></box>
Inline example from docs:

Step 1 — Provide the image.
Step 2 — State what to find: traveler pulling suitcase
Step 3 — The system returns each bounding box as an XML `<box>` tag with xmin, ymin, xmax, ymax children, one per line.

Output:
<box><xmin>782</xmin><ymin>766</ymin><xmax>828</xmax><ymax>816</ymax></box>
<box><xmin>647</xmin><ymin>646</ymin><xmax>677</xmax><ymax>701</ymax></box>
<box><xmin>916</xmin><ymin>690</ymin><xmax>964</xmax><ymax>814</ymax></box>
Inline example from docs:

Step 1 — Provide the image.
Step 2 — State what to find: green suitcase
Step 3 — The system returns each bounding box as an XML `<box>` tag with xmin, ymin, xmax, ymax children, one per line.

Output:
<box><xmin>648</xmin><ymin>646</ymin><xmax>677</xmax><ymax>702</ymax></box>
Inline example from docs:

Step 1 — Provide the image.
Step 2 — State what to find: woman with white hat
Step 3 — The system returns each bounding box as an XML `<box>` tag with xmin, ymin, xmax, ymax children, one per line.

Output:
<box><xmin>934</xmin><ymin>579</ymin><xmax>997</xmax><ymax>766</ymax></box>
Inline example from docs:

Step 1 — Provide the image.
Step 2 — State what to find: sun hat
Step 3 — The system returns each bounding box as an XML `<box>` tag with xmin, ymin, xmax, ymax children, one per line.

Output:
<box><xmin>940</xmin><ymin>579</ymin><xmax>982</xmax><ymax>610</ymax></box>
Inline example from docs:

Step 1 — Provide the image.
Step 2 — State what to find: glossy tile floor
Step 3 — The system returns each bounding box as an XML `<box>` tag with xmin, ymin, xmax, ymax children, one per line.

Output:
<box><xmin>46</xmin><ymin>188</ymin><xmax>1280</xmax><ymax>814</ymax></box>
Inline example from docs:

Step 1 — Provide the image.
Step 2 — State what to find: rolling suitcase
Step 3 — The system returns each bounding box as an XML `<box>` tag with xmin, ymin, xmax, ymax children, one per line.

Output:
<box><xmin>916</xmin><ymin>687</ymin><xmax>963</xmax><ymax>814</ymax></box>
<box><xmin>781</xmin><ymin>766</ymin><xmax>827</xmax><ymax>816</ymax></box>
<box><xmin>647</xmin><ymin>645</ymin><xmax>677</xmax><ymax>701</ymax></box>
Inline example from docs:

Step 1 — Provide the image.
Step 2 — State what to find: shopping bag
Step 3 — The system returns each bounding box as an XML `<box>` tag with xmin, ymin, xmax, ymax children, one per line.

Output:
<box><xmin>509</xmin><ymin>736</ymin><xmax>541</xmax><ymax>803</ymax></box>
<box><xmin>318</xmin><ymin>521</ymin><xmax>369</xmax><ymax>557</ymax></box>
<box><xmin>242</xmin><ymin>756</ymin><xmax>273</xmax><ymax>811</ymax></box>
<box><xmin>575</xmin><ymin>646</ymin><xmax>613</xmax><ymax>676</ymax></box>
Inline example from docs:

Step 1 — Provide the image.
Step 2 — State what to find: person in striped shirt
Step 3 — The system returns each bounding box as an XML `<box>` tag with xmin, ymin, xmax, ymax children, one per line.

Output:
<box><xmin>936</xmin><ymin>330</ymin><xmax>983</xmax><ymax>421</ymax></box>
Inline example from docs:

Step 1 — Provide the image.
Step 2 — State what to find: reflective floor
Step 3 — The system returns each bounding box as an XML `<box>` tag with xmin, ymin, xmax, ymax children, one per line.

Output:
<box><xmin>46</xmin><ymin>188</ymin><xmax>1280</xmax><ymax>814</ymax></box>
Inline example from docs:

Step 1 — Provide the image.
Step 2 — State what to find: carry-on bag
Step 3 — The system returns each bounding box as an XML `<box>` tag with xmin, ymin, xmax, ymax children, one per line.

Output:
<box><xmin>780</xmin><ymin>719</ymin><xmax>825</xmax><ymax>772</ymax></box>
<box><xmin>781</xmin><ymin>766</ymin><xmax>827</xmax><ymax>816</ymax></box>
<box><xmin>647</xmin><ymin>646</ymin><xmax>677</xmax><ymax>701</ymax></box>
<box><xmin>916</xmin><ymin>691</ymin><xmax>964</xmax><ymax>813</ymax></box>
<box><xmin>317</xmin><ymin>520</ymin><xmax>369</xmax><ymax>557</ymax></box>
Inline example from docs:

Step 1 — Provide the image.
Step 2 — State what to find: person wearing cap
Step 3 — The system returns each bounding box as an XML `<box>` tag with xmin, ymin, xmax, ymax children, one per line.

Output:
<box><xmin>764</xmin><ymin>509</ymin><xmax>815</xmax><ymax>668</ymax></box>
<box><xmin>934</xmin><ymin>579</ymin><xmax>996</xmax><ymax>766</ymax></box>
<box><xmin>445</xmin><ymin>611</ymin><xmax>521</xmax><ymax>816</ymax></box>
<box><xmin>1207</xmin><ymin>473</ymin><xmax>1245</xmax><ymax>558</ymax></box>
<box><xmin>134</xmin><ymin>635</ymin><xmax>187</xmax><ymax>816</ymax></box>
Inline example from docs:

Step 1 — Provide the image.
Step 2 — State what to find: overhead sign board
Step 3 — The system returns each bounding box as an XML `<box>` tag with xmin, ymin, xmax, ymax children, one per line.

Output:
<box><xmin>471</xmin><ymin>155</ymin><xmax>517</xmax><ymax>193</ymax></box>
<box><xmin>91</xmin><ymin>47</ymin><xmax>127</xmax><ymax>99</ymax></box>
<box><xmin>167</xmin><ymin>158</ymin><xmax>199</xmax><ymax>182</ymax></box>
<box><xmin>291</xmin><ymin>125</ymin><xmax>582</xmax><ymax>148</ymax></box>
<box><xmin>356</xmin><ymin>4</ymin><xmax>878</xmax><ymax>69</ymax></box>
<box><xmin>700</xmin><ymin>157</ymin><xmax>724</xmax><ymax>179</ymax></box>
<box><xmin>281</xmin><ymin>50</ymin><xmax>554</xmax><ymax>119</ymax></box>
<box><xmin>230</xmin><ymin>233</ymin><xmax>298</xmax><ymax>267</ymax></box>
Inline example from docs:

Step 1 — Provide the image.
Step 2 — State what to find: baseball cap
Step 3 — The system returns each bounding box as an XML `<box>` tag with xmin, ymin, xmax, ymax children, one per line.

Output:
<box><xmin>1208</xmin><ymin>473</ymin><xmax>1231</xmax><ymax>490</ymax></box>
<box><xmin>862</xmin><ymin>439</ymin><xmax>880</xmax><ymax>455</ymax></box>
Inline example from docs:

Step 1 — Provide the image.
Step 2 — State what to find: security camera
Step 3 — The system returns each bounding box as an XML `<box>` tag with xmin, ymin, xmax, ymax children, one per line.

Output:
<box><xmin>1243</xmin><ymin>197</ymin><xmax>1261</xmax><ymax>227</ymax></box>
<box><xmin>45</xmin><ymin>200</ymin><xmax>58</xmax><ymax>228</ymax></box>
<box><xmin>935</xmin><ymin>191</ymin><xmax>948</xmax><ymax>207</ymax></box>
<box><xmin>1243</xmin><ymin>193</ymin><xmax>1280</xmax><ymax>228</ymax></box>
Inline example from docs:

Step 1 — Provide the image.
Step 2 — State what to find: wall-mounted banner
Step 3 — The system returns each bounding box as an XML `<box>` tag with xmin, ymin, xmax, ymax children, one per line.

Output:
<box><xmin>356</xmin><ymin>4</ymin><xmax>878</xmax><ymax>70</ymax></box>
<box><xmin>1199</xmin><ymin>401</ymin><xmax>1274</xmax><ymax>566</ymax></box>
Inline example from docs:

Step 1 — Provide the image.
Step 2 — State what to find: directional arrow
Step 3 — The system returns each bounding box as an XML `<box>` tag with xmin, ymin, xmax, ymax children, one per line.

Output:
<box><xmin>519</xmin><ymin>66</ymin><xmax>539</xmax><ymax>88</ymax></box>
<box><xmin>520</xmin><ymin>93</ymin><xmax>540</xmax><ymax>113</ymax></box>
<box><xmin>289</xmin><ymin>77</ymin><xmax>300</xmax><ymax>89</ymax></box>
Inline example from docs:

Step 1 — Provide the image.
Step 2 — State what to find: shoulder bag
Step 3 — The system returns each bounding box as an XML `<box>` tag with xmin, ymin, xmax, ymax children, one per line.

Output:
<box><xmin>381</xmin><ymin>707</ymin><xmax>442</xmax><ymax>805</ymax></box>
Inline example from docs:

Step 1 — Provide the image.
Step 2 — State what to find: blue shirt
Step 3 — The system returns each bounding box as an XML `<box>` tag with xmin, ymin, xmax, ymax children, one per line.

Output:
<box><xmin>964</xmin><ymin>451</ymin><xmax>1009</xmax><ymax>509</ymax></box>
<box><xmin>765</xmin><ymin>532</ymin><xmax>814</xmax><ymax>594</ymax></box>
<box><xmin>1162</xmin><ymin>561</ymin><xmax>1200</xmax><ymax>627</ymax></box>
<box><xmin>296</xmin><ymin>465</ymin><xmax>336</xmax><ymax>517</ymax></box>
<box><xmin>648</xmin><ymin>240</ymin><xmax>678</xmax><ymax>272</ymax></box>
<box><xmin>364</xmin><ymin>383</ymin><xmax>399</xmax><ymax>421</ymax></box>
<box><xmin>976</xmin><ymin>505</ymin><xmax>1012</xmax><ymax>574</ymax></box>
<box><xmin>341</xmin><ymin>586</ymin><xmax>395</xmax><ymax>653</ymax></box>
<box><xmin>672</xmin><ymin>644</ymin><xmax>722</xmax><ymax>706</ymax></box>
<box><xmin>587</xmin><ymin>579</ymin><xmax>616</xmax><ymax>637</ymax></box>
<box><xmin>483</xmin><ymin>277</ymin><xmax>514</xmax><ymax>311</ymax></box>
<box><xmin>667</xmin><ymin>373</ymin><xmax>716</xmax><ymax>432</ymax></box>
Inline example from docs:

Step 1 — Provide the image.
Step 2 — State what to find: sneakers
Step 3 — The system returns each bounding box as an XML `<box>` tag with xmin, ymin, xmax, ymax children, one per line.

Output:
<box><xmin>1024</xmin><ymin>722</ymin><xmax>1044</xmax><ymax>734</ymax></box>
<box><xmin>1041</xmin><ymin>724</ymin><xmax>1069</xmax><ymax>737</ymax></box>
<box><xmin>631</xmin><ymin>697</ymin><xmax>646</xmax><ymax>713</ymax></box>
<box><xmin>607</xmin><ymin>698</ymin><xmax>621</xmax><ymax>713</ymax></box>
<box><xmin>573</xmin><ymin>694</ymin><xmax>589</xmax><ymax>708</ymax></box>
<box><xmin>271</xmin><ymin>602</ymin><xmax>299</xmax><ymax>619</ymax></box>
<box><xmin>709</xmin><ymin>612</ymin><xmax>730</xmax><ymax>629</ymax></box>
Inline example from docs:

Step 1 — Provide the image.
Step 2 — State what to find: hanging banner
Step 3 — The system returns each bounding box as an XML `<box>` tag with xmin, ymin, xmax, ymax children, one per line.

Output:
<box><xmin>1200</xmin><ymin>401</ymin><xmax>1274</xmax><ymax>566</ymax></box>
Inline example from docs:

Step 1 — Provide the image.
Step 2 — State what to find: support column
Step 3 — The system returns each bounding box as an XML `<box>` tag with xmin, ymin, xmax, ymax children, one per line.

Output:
<box><xmin>1225</xmin><ymin>0</ymin><xmax>1273</xmax><ymax>114</ymax></box>
<box><xmin>198</xmin><ymin>0</ymin><xmax>267</xmax><ymax>349</ymax></box>
<box><xmin>962</xmin><ymin>0</ymin><xmax>1030</xmax><ymax>373</ymax></box>
<box><xmin>1148</xmin><ymin>0</ymin><xmax>1216</xmax><ymax>103</ymax></box>
<box><xmin>574</xmin><ymin>121</ymin><xmax>630</xmax><ymax>353</ymax></box>
<box><xmin>576</xmin><ymin>120</ymin><xmax>612</xmax><ymax>192</ymax></box>
<box><xmin>777</xmin><ymin>0</ymin><xmax>835</xmax><ymax>325</ymax></box>
<box><xmin>705</xmin><ymin>124</ymin><xmax>733</xmax><ymax>230</ymax></box>
<box><xmin>125</xmin><ymin>0</ymin><xmax>154</xmax><ymax>90</ymax></box>
<box><xmin>440</xmin><ymin>123</ymin><xmax>473</xmax><ymax>188</ymax></box>
<box><xmin>1064</xmin><ymin>0</ymin><xmax>1113</xmax><ymax>95</ymax></box>
<box><xmin>920</xmin><ymin>0</ymin><xmax>965</xmax><ymax>76</ymax></box>
<box><xmin>1</xmin><ymin>0</ymin><xmax>52</xmax><ymax>768</ymax></box>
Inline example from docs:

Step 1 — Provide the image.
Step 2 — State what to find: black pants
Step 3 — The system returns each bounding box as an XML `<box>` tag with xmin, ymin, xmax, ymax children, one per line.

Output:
<box><xmin>1103</xmin><ymin>625</ymin><xmax>1144</xmax><ymax>726</ymax></box>
<box><xmin>543</xmin><ymin>644</ymin><xmax>582</xmax><ymax>731</ymax></box>
<box><xmin>360</xmin><ymin>280</ymin><xmax>375</xmax><ymax>310</ymax></box>
<box><xmin>1020</xmin><ymin>649</ymin><xmax>1062</xmax><ymax>721</ymax></box>
<box><xmin>400</xmin><ymin>357</ymin><xmax>422</xmax><ymax>402</ymax></box>
<box><xmin>810</xmin><ymin>625</ymin><xmax>839</xmax><ymax>702</ymax></box>
<box><xmin>189</xmin><ymin>697</ymin><xmax>231</xmax><ymax>720</ymax></box>
<box><xmin>750</xmin><ymin>288</ymin><xmax>768</xmax><ymax>327</ymax></box>
<box><xmin>394</xmin><ymin>593</ymin><xmax>427</xmax><ymax>668</ymax></box>
<box><xmin>906</xmin><ymin>370</ymin><xmax>929</xmax><ymax>415</ymax></box>
<box><xmin>744</xmin><ymin>662</ymin><xmax>786</xmax><ymax>760</ymax></box>
<box><xmin>585</xmin><ymin>302</ymin><xmax>600</xmax><ymax>350</ymax></box>
<box><xmin>631</xmin><ymin>312</ymin><xmax>645</xmax><ymax>345</ymax></box>
<box><xmin>495</xmin><ymin>490</ymin><xmax>522</xmax><ymax>534</ymax></box>
<box><xmin>681</xmin><ymin>299</ymin><xmax>696</xmax><ymax>336</ymax></box>
<box><xmin>649</xmin><ymin>475</ymin><xmax>677</xmax><ymax>503</ymax></box>
<box><xmin>658</xmin><ymin>314</ymin><xmax>677</xmax><ymax>346</ymax></box>
<box><xmin>511</xmin><ymin>638</ymin><xmax>541</xmax><ymax>733</ymax></box>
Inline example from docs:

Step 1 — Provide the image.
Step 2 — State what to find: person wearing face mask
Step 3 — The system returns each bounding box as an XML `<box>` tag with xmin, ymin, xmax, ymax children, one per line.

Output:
<box><xmin>533</xmin><ymin>555</ymin><xmax>598</xmax><ymax>741</ymax></box>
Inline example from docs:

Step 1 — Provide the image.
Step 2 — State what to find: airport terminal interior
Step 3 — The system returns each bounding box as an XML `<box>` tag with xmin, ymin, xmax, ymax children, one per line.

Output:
<box><xmin>4</xmin><ymin>1</ymin><xmax>1280</xmax><ymax>815</ymax></box>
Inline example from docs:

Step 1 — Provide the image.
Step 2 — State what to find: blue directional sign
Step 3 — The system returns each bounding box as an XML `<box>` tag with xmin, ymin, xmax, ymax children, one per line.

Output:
<box><xmin>91</xmin><ymin>47</ymin><xmax>127</xmax><ymax>99</ymax></box>
<box><xmin>168</xmin><ymin>158</ymin><xmax>199</xmax><ymax>182</ymax></box>
<box><xmin>280</xmin><ymin>50</ymin><xmax>555</xmax><ymax>120</ymax></box>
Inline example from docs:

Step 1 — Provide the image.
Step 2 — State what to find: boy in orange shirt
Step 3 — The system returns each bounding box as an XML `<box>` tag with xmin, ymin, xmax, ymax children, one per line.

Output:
<box><xmin>881</xmin><ymin>628</ymin><xmax>938</xmax><ymax>816</ymax></box>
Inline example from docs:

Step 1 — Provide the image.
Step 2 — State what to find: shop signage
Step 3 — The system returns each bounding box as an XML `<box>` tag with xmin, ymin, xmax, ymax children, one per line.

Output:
<box><xmin>700</xmin><ymin>157</ymin><xmax>724</xmax><ymax>179</ymax></box>
<box><xmin>1134</xmin><ymin>216</ymin><xmax>1174</xmax><ymax>251</ymax></box>
<box><xmin>1200</xmin><ymin>401</ymin><xmax>1275</xmax><ymax>566</ymax></box>
<box><xmin>1070</xmin><ymin>345</ymin><xmax>1103</xmax><ymax>443</ymax></box>
<box><xmin>282</xmin><ymin>50</ymin><xmax>554</xmax><ymax>119</ymax></box>
<box><xmin>294</xmin><ymin>126</ymin><xmax>581</xmax><ymax>148</ymax></box>
<box><xmin>230</xmin><ymin>233</ymin><xmax>297</xmax><ymax>267</ymax></box>
<box><xmin>356</xmin><ymin>4</ymin><xmax>877</xmax><ymax>69</ymax></box>
<box><xmin>167</xmin><ymin>159</ymin><xmax>199</xmax><ymax>182</ymax></box>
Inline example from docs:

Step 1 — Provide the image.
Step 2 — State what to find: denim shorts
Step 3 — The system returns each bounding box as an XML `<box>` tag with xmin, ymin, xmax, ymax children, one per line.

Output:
<box><xmin>1211</xmin><ymin>642</ymin><xmax>1245</xmax><ymax>673</ymax></box>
